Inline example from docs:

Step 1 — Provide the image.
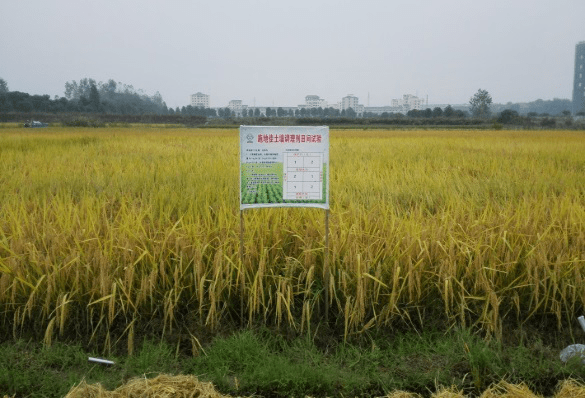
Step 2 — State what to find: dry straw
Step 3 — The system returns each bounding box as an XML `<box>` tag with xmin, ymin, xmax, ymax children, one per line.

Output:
<box><xmin>65</xmin><ymin>374</ymin><xmax>228</xmax><ymax>398</ymax></box>
<box><xmin>479</xmin><ymin>381</ymin><xmax>541</xmax><ymax>397</ymax></box>
<box><xmin>62</xmin><ymin>376</ymin><xmax>585</xmax><ymax>398</ymax></box>
<box><xmin>384</xmin><ymin>391</ymin><xmax>423</xmax><ymax>398</ymax></box>
<box><xmin>554</xmin><ymin>378</ymin><xmax>585</xmax><ymax>398</ymax></box>
<box><xmin>431</xmin><ymin>385</ymin><xmax>466</xmax><ymax>397</ymax></box>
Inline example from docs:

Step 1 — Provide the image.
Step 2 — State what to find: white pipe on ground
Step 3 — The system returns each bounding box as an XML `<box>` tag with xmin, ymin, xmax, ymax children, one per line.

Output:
<box><xmin>88</xmin><ymin>357</ymin><xmax>115</xmax><ymax>366</ymax></box>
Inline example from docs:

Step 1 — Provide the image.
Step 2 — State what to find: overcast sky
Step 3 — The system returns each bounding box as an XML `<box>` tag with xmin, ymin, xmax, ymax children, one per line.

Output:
<box><xmin>1</xmin><ymin>0</ymin><xmax>584</xmax><ymax>109</ymax></box>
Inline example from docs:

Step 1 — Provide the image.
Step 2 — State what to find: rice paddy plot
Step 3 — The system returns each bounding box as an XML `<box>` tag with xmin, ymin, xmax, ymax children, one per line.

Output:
<box><xmin>0</xmin><ymin>127</ymin><xmax>584</xmax><ymax>349</ymax></box>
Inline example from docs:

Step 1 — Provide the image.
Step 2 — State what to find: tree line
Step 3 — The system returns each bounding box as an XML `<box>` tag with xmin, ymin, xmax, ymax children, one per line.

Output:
<box><xmin>1</xmin><ymin>79</ymin><xmax>580</xmax><ymax>128</ymax></box>
<box><xmin>0</xmin><ymin>77</ymin><xmax>168</xmax><ymax>115</ymax></box>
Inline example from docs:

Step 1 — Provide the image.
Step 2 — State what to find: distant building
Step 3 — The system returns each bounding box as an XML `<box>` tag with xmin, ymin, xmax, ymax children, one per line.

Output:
<box><xmin>573</xmin><ymin>41</ymin><xmax>585</xmax><ymax>114</ymax></box>
<box><xmin>340</xmin><ymin>94</ymin><xmax>364</xmax><ymax>116</ymax></box>
<box><xmin>341</xmin><ymin>94</ymin><xmax>359</xmax><ymax>111</ymax></box>
<box><xmin>330</xmin><ymin>102</ymin><xmax>341</xmax><ymax>111</ymax></box>
<box><xmin>391</xmin><ymin>94</ymin><xmax>427</xmax><ymax>112</ymax></box>
<box><xmin>190</xmin><ymin>92</ymin><xmax>210</xmax><ymax>108</ymax></box>
<box><xmin>228</xmin><ymin>100</ymin><xmax>244</xmax><ymax>115</ymax></box>
<box><xmin>298</xmin><ymin>95</ymin><xmax>327</xmax><ymax>109</ymax></box>
<box><xmin>364</xmin><ymin>106</ymin><xmax>401</xmax><ymax>115</ymax></box>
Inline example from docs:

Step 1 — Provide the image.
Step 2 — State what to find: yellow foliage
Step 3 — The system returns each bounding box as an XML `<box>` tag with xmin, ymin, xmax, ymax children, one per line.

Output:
<box><xmin>0</xmin><ymin>127</ymin><xmax>584</xmax><ymax>345</ymax></box>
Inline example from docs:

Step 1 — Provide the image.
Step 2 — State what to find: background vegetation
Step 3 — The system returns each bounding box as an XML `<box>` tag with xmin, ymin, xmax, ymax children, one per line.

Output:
<box><xmin>0</xmin><ymin>77</ymin><xmax>581</xmax><ymax>130</ymax></box>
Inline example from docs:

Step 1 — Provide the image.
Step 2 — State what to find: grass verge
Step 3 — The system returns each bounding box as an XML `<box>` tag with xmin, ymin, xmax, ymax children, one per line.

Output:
<box><xmin>2</xmin><ymin>328</ymin><xmax>585</xmax><ymax>398</ymax></box>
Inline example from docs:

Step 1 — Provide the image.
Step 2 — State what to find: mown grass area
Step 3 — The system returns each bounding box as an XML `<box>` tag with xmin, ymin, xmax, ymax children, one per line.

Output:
<box><xmin>2</xmin><ymin>328</ymin><xmax>585</xmax><ymax>398</ymax></box>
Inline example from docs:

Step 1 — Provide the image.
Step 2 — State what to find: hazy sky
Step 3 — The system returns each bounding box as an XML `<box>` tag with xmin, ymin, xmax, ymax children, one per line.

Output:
<box><xmin>1</xmin><ymin>0</ymin><xmax>584</xmax><ymax>109</ymax></box>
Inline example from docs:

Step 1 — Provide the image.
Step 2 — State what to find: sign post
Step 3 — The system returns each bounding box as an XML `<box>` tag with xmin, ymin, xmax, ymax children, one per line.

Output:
<box><xmin>239</xmin><ymin>126</ymin><xmax>330</xmax><ymax>321</ymax></box>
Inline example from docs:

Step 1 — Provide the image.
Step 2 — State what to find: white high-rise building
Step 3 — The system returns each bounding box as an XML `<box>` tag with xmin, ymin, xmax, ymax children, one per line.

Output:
<box><xmin>228</xmin><ymin>100</ymin><xmax>245</xmax><ymax>115</ymax></box>
<box><xmin>573</xmin><ymin>41</ymin><xmax>585</xmax><ymax>114</ymax></box>
<box><xmin>190</xmin><ymin>92</ymin><xmax>210</xmax><ymax>108</ymax></box>
<box><xmin>341</xmin><ymin>94</ymin><xmax>359</xmax><ymax>110</ymax></box>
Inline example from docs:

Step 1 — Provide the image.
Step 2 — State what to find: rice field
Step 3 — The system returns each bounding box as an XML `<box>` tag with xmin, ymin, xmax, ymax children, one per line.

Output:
<box><xmin>0</xmin><ymin>127</ymin><xmax>584</xmax><ymax>351</ymax></box>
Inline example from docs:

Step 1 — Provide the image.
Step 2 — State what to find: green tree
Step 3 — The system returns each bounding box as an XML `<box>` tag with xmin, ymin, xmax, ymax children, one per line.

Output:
<box><xmin>469</xmin><ymin>89</ymin><xmax>492</xmax><ymax>118</ymax></box>
<box><xmin>497</xmin><ymin>109</ymin><xmax>519</xmax><ymax>124</ymax></box>
<box><xmin>444</xmin><ymin>105</ymin><xmax>455</xmax><ymax>117</ymax></box>
<box><xmin>0</xmin><ymin>78</ymin><xmax>8</xmax><ymax>93</ymax></box>
<box><xmin>89</xmin><ymin>82</ymin><xmax>100</xmax><ymax>111</ymax></box>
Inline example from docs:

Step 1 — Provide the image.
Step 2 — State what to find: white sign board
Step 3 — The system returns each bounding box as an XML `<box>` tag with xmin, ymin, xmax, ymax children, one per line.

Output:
<box><xmin>240</xmin><ymin>126</ymin><xmax>329</xmax><ymax>209</ymax></box>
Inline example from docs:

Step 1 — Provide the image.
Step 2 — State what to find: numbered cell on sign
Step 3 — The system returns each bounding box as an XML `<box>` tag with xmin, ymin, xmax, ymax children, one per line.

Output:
<box><xmin>304</xmin><ymin>156</ymin><xmax>321</xmax><ymax>170</ymax></box>
<box><xmin>286</xmin><ymin>182</ymin><xmax>301</xmax><ymax>193</ymax></box>
<box><xmin>284</xmin><ymin>183</ymin><xmax>307</xmax><ymax>200</ymax></box>
<box><xmin>302</xmin><ymin>181</ymin><xmax>320</xmax><ymax>193</ymax></box>
<box><xmin>303</xmin><ymin>171</ymin><xmax>320</xmax><ymax>182</ymax></box>
<box><xmin>287</xmin><ymin>172</ymin><xmax>302</xmax><ymax>182</ymax></box>
<box><xmin>286</xmin><ymin>155</ymin><xmax>303</xmax><ymax>169</ymax></box>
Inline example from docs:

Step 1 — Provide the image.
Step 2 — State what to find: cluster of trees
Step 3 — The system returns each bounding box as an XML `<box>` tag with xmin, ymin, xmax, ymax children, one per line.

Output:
<box><xmin>290</xmin><ymin>107</ymin><xmax>356</xmax><ymax>118</ymax></box>
<box><xmin>495</xmin><ymin>98</ymin><xmax>574</xmax><ymax>116</ymax></box>
<box><xmin>171</xmin><ymin>105</ymin><xmax>217</xmax><ymax>117</ymax></box>
<box><xmin>404</xmin><ymin>105</ymin><xmax>467</xmax><ymax>118</ymax></box>
<box><xmin>2</xmin><ymin>79</ymin><xmax>580</xmax><ymax>126</ymax></box>
<box><xmin>63</xmin><ymin>78</ymin><xmax>168</xmax><ymax>114</ymax></box>
<box><xmin>0</xmin><ymin>77</ymin><xmax>168</xmax><ymax>115</ymax></box>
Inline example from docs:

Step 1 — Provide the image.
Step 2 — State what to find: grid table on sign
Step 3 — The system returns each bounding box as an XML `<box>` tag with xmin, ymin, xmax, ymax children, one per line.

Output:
<box><xmin>283</xmin><ymin>152</ymin><xmax>323</xmax><ymax>200</ymax></box>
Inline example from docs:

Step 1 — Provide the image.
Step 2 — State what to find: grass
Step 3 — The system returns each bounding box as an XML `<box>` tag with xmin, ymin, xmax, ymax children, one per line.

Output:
<box><xmin>2</xmin><ymin>328</ymin><xmax>585</xmax><ymax>397</ymax></box>
<box><xmin>0</xmin><ymin>127</ymin><xmax>584</xmax><ymax>353</ymax></box>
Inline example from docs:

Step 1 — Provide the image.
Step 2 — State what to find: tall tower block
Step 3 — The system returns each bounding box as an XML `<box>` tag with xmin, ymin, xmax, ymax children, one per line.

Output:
<box><xmin>573</xmin><ymin>41</ymin><xmax>585</xmax><ymax>114</ymax></box>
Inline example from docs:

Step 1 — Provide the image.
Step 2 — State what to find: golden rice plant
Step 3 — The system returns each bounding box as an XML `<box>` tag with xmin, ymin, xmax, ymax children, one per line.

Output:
<box><xmin>0</xmin><ymin>127</ymin><xmax>584</xmax><ymax>351</ymax></box>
